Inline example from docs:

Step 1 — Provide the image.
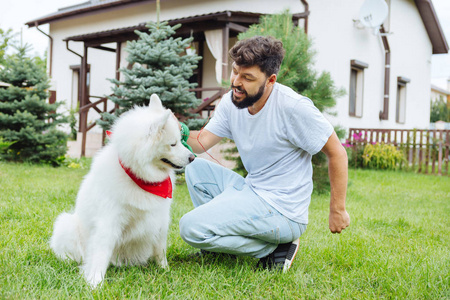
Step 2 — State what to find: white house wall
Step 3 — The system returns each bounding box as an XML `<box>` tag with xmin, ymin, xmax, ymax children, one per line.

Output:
<box><xmin>308</xmin><ymin>0</ymin><xmax>433</xmax><ymax>130</ymax></box>
<box><xmin>388</xmin><ymin>0</ymin><xmax>432</xmax><ymax>129</ymax></box>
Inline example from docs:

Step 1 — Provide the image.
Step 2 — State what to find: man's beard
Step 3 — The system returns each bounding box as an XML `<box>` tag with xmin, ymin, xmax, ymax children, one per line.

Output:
<box><xmin>231</xmin><ymin>82</ymin><xmax>266</xmax><ymax>109</ymax></box>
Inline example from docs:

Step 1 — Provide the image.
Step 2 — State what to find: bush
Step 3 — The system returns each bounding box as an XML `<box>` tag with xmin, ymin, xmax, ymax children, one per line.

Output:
<box><xmin>342</xmin><ymin>132</ymin><xmax>367</xmax><ymax>168</ymax></box>
<box><xmin>362</xmin><ymin>143</ymin><xmax>405</xmax><ymax>170</ymax></box>
<box><xmin>430</xmin><ymin>97</ymin><xmax>449</xmax><ymax>122</ymax></box>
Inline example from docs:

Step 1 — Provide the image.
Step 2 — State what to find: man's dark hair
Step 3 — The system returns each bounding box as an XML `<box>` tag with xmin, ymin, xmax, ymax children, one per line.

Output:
<box><xmin>229</xmin><ymin>36</ymin><xmax>285</xmax><ymax>77</ymax></box>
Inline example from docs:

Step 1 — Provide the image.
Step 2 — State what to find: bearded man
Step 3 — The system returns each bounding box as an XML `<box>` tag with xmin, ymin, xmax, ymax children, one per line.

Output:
<box><xmin>179</xmin><ymin>35</ymin><xmax>350</xmax><ymax>271</ymax></box>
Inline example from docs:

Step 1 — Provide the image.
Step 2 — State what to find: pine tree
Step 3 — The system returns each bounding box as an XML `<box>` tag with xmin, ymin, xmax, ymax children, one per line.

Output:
<box><xmin>99</xmin><ymin>21</ymin><xmax>203</xmax><ymax>130</ymax></box>
<box><xmin>0</xmin><ymin>45</ymin><xmax>68</xmax><ymax>165</ymax></box>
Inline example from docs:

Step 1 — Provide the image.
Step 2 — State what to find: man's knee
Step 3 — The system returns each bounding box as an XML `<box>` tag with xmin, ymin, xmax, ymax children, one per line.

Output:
<box><xmin>179</xmin><ymin>211</ymin><xmax>207</xmax><ymax>246</ymax></box>
<box><xmin>185</xmin><ymin>158</ymin><xmax>207</xmax><ymax>187</ymax></box>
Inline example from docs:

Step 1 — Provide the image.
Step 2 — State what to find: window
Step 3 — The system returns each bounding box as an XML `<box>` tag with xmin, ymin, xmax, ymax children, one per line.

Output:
<box><xmin>396</xmin><ymin>76</ymin><xmax>410</xmax><ymax>123</ymax></box>
<box><xmin>69</xmin><ymin>64</ymin><xmax>90</xmax><ymax>110</ymax></box>
<box><xmin>349</xmin><ymin>60</ymin><xmax>368</xmax><ymax>117</ymax></box>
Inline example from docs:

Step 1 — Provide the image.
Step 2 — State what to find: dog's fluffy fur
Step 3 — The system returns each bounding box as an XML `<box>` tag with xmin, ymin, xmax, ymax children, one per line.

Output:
<box><xmin>50</xmin><ymin>94</ymin><xmax>194</xmax><ymax>287</ymax></box>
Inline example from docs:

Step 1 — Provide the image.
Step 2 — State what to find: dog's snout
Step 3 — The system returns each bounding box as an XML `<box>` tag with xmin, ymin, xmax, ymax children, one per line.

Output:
<box><xmin>188</xmin><ymin>154</ymin><xmax>195</xmax><ymax>163</ymax></box>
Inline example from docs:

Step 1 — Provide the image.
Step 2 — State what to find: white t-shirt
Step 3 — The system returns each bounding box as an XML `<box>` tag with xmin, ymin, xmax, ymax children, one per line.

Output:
<box><xmin>205</xmin><ymin>83</ymin><xmax>333</xmax><ymax>223</ymax></box>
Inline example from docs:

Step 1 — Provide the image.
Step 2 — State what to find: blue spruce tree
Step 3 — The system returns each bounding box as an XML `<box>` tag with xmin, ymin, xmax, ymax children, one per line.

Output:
<box><xmin>99</xmin><ymin>21</ymin><xmax>203</xmax><ymax>129</ymax></box>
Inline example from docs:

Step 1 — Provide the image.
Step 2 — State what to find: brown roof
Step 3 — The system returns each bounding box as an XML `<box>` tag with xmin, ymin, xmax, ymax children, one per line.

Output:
<box><xmin>62</xmin><ymin>11</ymin><xmax>307</xmax><ymax>46</ymax></box>
<box><xmin>414</xmin><ymin>0</ymin><xmax>448</xmax><ymax>54</ymax></box>
<box><xmin>25</xmin><ymin>0</ymin><xmax>151</xmax><ymax>27</ymax></box>
<box><xmin>26</xmin><ymin>0</ymin><xmax>448</xmax><ymax>54</ymax></box>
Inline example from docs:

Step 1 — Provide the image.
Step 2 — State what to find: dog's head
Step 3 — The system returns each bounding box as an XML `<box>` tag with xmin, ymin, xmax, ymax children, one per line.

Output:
<box><xmin>109</xmin><ymin>94</ymin><xmax>195</xmax><ymax>182</ymax></box>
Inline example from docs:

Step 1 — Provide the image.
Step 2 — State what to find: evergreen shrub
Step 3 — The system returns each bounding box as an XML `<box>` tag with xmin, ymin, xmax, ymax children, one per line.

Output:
<box><xmin>0</xmin><ymin>46</ymin><xmax>68</xmax><ymax>165</ymax></box>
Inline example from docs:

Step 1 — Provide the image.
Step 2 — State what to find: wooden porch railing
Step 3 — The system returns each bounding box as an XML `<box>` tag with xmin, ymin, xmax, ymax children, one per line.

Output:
<box><xmin>78</xmin><ymin>87</ymin><xmax>228</xmax><ymax>156</ymax></box>
<box><xmin>187</xmin><ymin>87</ymin><xmax>228</xmax><ymax>120</ymax></box>
<box><xmin>347</xmin><ymin>128</ymin><xmax>450</xmax><ymax>176</ymax></box>
<box><xmin>79</xmin><ymin>95</ymin><xmax>115</xmax><ymax>157</ymax></box>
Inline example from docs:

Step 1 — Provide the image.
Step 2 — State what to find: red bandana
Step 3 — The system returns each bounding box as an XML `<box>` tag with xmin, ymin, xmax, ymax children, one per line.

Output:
<box><xmin>119</xmin><ymin>160</ymin><xmax>173</xmax><ymax>199</ymax></box>
<box><xmin>107</xmin><ymin>130</ymin><xmax>172</xmax><ymax>198</ymax></box>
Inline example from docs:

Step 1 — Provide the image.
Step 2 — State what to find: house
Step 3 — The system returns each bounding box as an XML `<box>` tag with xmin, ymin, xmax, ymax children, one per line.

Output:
<box><xmin>26</xmin><ymin>0</ymin><xmax>448</xmax><ymax>157</ymax></box>
<box><xmin>431</xmin><ymin>81</ymin><xmax>450</xmax><ymax>104</ymax></box>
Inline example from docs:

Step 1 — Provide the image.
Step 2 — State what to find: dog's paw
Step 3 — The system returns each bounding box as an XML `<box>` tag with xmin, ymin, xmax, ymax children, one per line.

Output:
<box><xmin>81</xmin><ymin>267</ymin><xmax>104</xmax><ymax>289</ymax></box>
<box><xmin>157</xmin><ymin>257</ymin><xmax>169</xmax><ymax>270</ymax></box>
<box><xmin>85</xmin><ymin>272</ymin><xmax>104</xmax><ymax>289</ymax></box>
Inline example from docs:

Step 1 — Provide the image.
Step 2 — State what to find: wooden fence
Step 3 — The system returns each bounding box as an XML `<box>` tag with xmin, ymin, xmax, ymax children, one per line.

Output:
<box><xmin>347</xmin><ymin>128</ymin><xmax>450</xmax><ymax>176</ymax></box>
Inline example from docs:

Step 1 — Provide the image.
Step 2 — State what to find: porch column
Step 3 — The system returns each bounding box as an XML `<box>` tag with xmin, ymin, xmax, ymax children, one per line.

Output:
<box><xmin>80</xmin><ymin>44</ymin><xmax>89</xmax><ymax>157</ymax></box>
<box><xmin>222</xmin><ymin>24</ymin><xmax>230</xmax><ymax>81</ymax></box>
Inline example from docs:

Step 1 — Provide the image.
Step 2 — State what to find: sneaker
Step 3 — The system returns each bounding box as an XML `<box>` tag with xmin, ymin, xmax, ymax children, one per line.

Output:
<box><xmin>257</xmin><ymin>238</ymin><xmax>300</xmax><ymax>273</ymax></box>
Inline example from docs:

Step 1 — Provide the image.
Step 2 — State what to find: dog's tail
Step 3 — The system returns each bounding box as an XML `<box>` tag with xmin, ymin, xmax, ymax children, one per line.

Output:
<box><xmin>50</xmin><ymin>212</ymin><xmax>84</xmax><ymax>263</ymax></box>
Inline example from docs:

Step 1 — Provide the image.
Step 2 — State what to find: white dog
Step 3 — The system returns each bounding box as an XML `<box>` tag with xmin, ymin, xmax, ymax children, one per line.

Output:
<box><xmin>50</xmin><ymin>94</ymin><xmax>194</xmax><ymax>287</ymax></box>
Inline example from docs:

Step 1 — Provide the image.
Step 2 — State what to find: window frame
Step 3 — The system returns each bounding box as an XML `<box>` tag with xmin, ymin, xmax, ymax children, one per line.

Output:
<box><xmin>396</xmin><ymin>76</ymin><xmax>410</xmax><ymax>124</ymax></box>
<box><xmin>349</xmin><ymin>60</ymin><xmax>368</xmax><ymax>118</ymax></box>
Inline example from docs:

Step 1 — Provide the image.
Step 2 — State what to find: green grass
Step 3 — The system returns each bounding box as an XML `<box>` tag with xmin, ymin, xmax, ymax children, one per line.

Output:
<box><xmin>1</xmin><ymin>161</ymin><xmax>449</xmax><ymax>299</ymax></box>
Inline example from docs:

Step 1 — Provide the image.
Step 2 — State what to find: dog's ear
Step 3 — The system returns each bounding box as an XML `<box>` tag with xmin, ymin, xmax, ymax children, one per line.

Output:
<box><xmin>149</xmin><ymin>94</ymin><xmax>163</xmax><ymax>110</ymax></box>
<box><xmin>160</xmin><ymin>110</ymin><xmax>172</xmax><ymax>128</ymax></box>
<box><xmin>150</xmin><ymin>110</ymin><xmax>171</xmax><ymax>137</ymax></box>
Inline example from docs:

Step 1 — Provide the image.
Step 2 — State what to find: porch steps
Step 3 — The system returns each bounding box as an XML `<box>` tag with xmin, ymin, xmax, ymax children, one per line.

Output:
<box><xmin>66</xmin><ymin>132</ymin><xmax>103</xmax><ymax>158</ymax></box>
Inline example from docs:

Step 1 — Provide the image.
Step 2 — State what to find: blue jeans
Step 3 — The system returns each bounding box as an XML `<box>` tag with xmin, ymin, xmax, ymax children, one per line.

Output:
<box><xmin>179</xmin><ymin>158</ymin><xmax>307</xmax><ymax>258</ymax></box>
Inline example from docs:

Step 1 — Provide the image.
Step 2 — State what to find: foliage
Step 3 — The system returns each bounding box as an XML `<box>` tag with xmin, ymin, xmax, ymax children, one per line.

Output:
<box><xmin>342</xmin><ymin>131</ymin><xmax>368</xmax><ymax>168</ymax></box>
<box><xmin>0</xmin><ymin>28</ymin><xmax>13</xmax><ymax>65</ymax></box>
<box><xmin>99</xmin><ymin>21</ymin><xmax>203</xmax><ymax>130</ymax></box>
<box><xmin>1</xmin><ymin>163</ymin><xmax>449</xmax><ymax>299</ymax></box>
<box><xmin>311</xmin><ymin>125</ymin><xmax>347</xmax><ymax>194</ymax></box>
<box><xmin>362</xmin><ymin>143</ymin><xmax>405</xmax><ymax>170</ymax></box>
<box><xmin>0</xmin><ymin>137</ymin><xmax>15</xmax><ymax>155</ymax></box>
<box><xmin>68</xmin><ymin>105</ymin><xmax>79</xmax><ymax>141</ymax></box>
<box><xmin>221</xmin><ymin>138</ymin><xmax>248</xmax><ymax>177</ymax></box>
<box><xmin>430</xmin><ymin>97</ymin><xmax>449</xmax><ymax>122</ymax></box>
<box><xmin>0</xmin><ymin>45</ymin><xmax>68</xmax><ymax>165</ymax></box>
<box><xmin>225</xmin><ymin>11</ymin><xmax>345</xmax><ymax>193</ymax></box>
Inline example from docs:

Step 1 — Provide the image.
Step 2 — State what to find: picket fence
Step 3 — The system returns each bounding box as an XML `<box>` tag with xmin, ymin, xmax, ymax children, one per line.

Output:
<box><xmin>347</xmin><ymin>128</ymin><xmax>450</xmax><ymax>176</ymax></box>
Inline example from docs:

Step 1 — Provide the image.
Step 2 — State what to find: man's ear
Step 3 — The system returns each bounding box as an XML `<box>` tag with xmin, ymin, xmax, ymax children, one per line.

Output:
<box><xmin>267</xmin><ymin>74</ymin><xmax>277</xmax><ymax>86</ymax></box>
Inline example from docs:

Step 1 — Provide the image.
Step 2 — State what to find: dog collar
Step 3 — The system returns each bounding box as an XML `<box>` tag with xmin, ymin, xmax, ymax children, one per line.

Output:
<box><xmin>119</xmin><ymin>160</ymin><xmax>173</xmax><ymax>199</ymax></box>
<box><xmin>106</xmin><ymin>130</ymin><xmax>172</xmax><ymax>198</ymax></box>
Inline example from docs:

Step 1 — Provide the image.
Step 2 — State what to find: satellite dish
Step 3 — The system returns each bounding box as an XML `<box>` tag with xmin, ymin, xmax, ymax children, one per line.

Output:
<box><xmin>359</xmin><ymin>0</ymin><xmax>389</xmax><ymax>33</ymax></box>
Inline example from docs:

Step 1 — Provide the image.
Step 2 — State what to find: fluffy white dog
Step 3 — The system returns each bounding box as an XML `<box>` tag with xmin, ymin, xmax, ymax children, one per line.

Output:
<box><xmin>50</xmin><ymin>94</ymin><xmax>194</xmax><ymax>287</ymax></box>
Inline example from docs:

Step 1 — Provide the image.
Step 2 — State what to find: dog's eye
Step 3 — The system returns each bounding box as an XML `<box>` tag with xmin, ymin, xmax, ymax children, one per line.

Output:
<box><xmin>171</xmin><ymin>142</ymin><xmax>177</xmax><ymax>147</ymax></box>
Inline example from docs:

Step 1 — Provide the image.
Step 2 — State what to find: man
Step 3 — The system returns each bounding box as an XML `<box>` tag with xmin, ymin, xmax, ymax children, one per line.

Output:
<box><xmin>179</xmin><ymin>36</ymin><xmax>350</xmax><ymax>272</ymax></box>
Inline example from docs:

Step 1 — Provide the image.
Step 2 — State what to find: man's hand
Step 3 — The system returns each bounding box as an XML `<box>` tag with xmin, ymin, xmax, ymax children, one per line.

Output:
<box><xmin>329</xmin><ymin>209</ymin><xmax>350</xmax><ymax>233</ymax></box>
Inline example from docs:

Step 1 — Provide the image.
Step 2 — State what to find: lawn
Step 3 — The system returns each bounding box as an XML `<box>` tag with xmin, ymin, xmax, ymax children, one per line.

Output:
<box><xmin>0</xmin><ymin>161</ymin><xmax>449</xmax><ymax>299</ymax></box>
